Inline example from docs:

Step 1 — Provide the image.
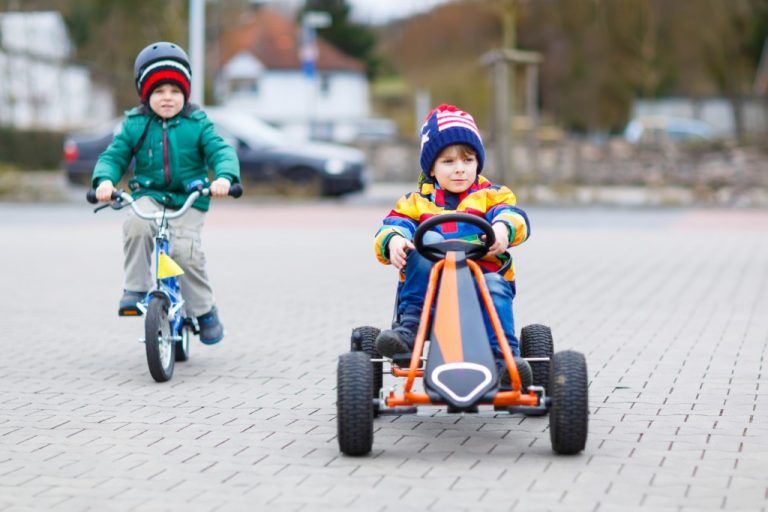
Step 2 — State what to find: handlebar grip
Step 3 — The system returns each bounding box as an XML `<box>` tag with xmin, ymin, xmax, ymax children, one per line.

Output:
<box><xmin>87</xmin><ymin>189</ymin><xmax>121</xmax><ymax>204</ymax></box>
<box><xmin>229</xmin><ymin>183</ymin><xmax>243</xmax><ymax>198</ymax></box>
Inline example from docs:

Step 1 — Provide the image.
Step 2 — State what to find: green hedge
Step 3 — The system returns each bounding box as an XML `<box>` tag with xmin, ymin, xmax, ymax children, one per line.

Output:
<box><xmin>0</xmin><ymin>127</ymin><xmax>64</xmax><ymax>170</ymax></box>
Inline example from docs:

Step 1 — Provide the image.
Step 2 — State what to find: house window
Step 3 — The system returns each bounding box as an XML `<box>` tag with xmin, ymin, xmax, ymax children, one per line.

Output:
<box><xmin>319</xmin><ymin>73</ymin><xmax>330</xmax><ymax>96</ymax></box>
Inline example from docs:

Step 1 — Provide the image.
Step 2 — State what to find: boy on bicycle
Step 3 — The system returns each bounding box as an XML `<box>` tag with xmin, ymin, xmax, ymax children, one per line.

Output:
<box><xmin>92</xmin><ymin>41</ymin><xmax>240</xmax><ymax>345</ymax></box>
<box><xmin>373</xmin><ymin>104</ymin><xmax>531</xmax><ymax>380</ymax></box>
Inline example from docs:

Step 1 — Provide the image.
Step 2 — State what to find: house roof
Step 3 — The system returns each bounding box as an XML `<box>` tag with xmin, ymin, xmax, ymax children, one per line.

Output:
<box><xmin>218</xmin><ymin>7</ymin><xmax>364</xmax><ymax>74</ymax></box>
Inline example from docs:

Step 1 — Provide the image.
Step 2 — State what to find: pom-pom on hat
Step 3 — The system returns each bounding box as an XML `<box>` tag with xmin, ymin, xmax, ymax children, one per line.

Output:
<box><xmin>134</xmin><ymin>42</ymin><xmax>192</xmax><ymax>103</ymax></box>
<box><xmin>419</xmin><ymin>104</ymin><xmax>485</xmax><ymax>175</ymax></box>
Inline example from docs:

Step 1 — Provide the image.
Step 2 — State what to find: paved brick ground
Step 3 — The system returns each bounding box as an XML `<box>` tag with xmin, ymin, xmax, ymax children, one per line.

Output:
<box><xmin>0</xmin><ymin>200</ymin><xmax>766</xmax><ymax>511</ymax></box>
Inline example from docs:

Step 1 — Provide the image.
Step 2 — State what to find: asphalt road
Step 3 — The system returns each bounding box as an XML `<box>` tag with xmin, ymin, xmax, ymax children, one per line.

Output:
<box><xmin>0</xmin><ymin>199</ymin><xmax>766</xmax><ymax>511</ymax></box>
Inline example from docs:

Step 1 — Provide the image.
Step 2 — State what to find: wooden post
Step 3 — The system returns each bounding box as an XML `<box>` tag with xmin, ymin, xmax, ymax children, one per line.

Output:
<box><xmin>481</xmin><ymin>49</ymin><xmax>542</xmax><ymax>185</ymax></box>
<box><xmin>526</xmin><ymin>63</ymin><xmax>539</xmax><ymax>173</ymax></box>
<box><xmin>493</xmin><ymin>58</ymin><xmax>512</xmax><ymax>184</ymax></box>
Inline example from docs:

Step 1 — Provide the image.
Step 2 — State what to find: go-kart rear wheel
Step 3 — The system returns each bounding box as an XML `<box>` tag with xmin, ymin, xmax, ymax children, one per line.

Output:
<box><xmin>521</xmin><ymin>324</ymin><xmax>554</xmax><ymax>392</ymax></box>
<box><xmin>175</xmin><ymin>322</ymin><xmax>191</xmax><ymax>362</ymax></box>
<box><xmin>337</xmin><ymin>351</ymin><xmax>374</xmax><ymax>456</ymax></box>
<box><xmin>549</xmin><ymin>350</ymin><xmax>588</xmax><ymax>455</ymax></box>
<box><xmin>145</xmin><ymin>298</ymin><xmax>175</xmax><ymax>383</ymax></box>
<box><xmin>352</xmin><ymin>326</ymin><xmax>383</xmax><ymax>416</ymax></box>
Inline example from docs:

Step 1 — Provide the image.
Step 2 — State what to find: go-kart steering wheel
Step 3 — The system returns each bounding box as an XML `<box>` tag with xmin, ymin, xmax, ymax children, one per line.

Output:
<box><xmin>413</xmin><ymin>213</ymin><xmax>496</xmax><ymax>262</ymax></box>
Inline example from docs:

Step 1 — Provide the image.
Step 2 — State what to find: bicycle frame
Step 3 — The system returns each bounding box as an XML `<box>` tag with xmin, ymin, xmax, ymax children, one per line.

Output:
<box><xmin>136</xmin><ymin>221</ymin><xmax>185</xmax><ymax>337</ymax></box>
<box><xmin>126</xmin><ymin>192</ymin><xmax>202</xmax><ymax>336</ymax></box>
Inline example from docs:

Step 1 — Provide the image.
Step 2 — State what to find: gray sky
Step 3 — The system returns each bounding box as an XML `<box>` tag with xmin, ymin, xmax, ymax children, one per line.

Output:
<box><xmin>347</xmin><ymin>0</ymin><xmax>449</xmax><ymax>24</ymax></box>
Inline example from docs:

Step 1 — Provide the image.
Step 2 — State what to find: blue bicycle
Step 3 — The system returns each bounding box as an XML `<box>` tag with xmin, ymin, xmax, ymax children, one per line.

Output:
<box><xmin>87</xmin><ymin>181</ymin><xmax>242</xmax><ymax>382</ymax></box>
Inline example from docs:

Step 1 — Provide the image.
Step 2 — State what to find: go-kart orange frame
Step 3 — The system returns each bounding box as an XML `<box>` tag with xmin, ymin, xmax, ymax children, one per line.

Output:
<box><xmin>384</xmin><ymin>248</ymin><xmax>539</xmax><ymax>410</ymax></box>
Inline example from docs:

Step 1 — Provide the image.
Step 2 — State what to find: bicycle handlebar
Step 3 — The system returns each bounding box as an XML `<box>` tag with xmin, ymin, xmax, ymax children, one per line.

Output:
<box><xmin>86</xmin><ymin>183</ymin><xmax>243</xmax><ymax>220</ymax></box>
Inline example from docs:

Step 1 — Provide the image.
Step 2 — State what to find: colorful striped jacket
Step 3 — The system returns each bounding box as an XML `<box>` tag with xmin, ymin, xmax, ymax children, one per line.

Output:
<box><xmin>374</xmin><ymin>175</ymin><xmax>530</xmax><ymax>281</ymax></box>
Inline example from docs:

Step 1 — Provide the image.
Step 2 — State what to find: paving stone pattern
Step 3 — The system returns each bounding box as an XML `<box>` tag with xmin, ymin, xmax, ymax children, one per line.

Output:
<box><xmin>0</xmin><ymin>202</ymin><xmax>766</xmax><ymax>512</ymax></box>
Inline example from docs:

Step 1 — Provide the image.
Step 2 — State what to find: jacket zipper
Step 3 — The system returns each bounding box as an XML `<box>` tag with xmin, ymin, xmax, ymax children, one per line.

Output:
<box><xmin>162</xmin><ymin>119</ymin><xmax>170</xmax><ymax>185</ymax></box>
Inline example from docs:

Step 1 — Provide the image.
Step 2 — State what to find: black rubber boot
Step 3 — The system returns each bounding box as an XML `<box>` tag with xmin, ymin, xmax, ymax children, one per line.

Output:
<box><xmin>498</xmin><ymin>357</ymin><xmax>533</xmax><ymax>392</ymax></box>
<box><xmin>118</xmin><ymin>290</ymin><xmax>146</xmax><ymax>317</ymax></box>
<box><xmin>374</xmin><ymin>326</ymin><xmax>415</xmax><ymax>358</ymax></box>
<box><xmin>198</xmin><ymin>306</ymin><xmax>224</xmax><ymax>345</ymax></box>
<box><xmin>375</xmin><ymin>316</ymin><xmax>418</xmax><ymax>359</ymax></box>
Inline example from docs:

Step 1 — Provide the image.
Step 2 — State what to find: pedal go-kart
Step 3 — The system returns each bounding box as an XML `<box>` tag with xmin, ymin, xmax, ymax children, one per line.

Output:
<box><xmin>337</xmin><ymin>213</ymin><xmax>588</xmax><ymax>456</ymax></box>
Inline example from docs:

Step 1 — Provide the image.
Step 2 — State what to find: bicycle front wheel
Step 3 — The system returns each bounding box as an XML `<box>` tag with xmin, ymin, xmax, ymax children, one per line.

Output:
<box><xmin>145</xmin><ymin>298</ymin><xmax>175</xmax><ymax>382</ymax></box>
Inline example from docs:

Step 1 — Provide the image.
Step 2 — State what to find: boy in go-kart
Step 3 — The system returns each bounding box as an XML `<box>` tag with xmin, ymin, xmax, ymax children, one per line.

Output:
<box><xmin>373</xmin><ymin>104</ymin><xmax>531</xmax><ymax>383</ymax></box>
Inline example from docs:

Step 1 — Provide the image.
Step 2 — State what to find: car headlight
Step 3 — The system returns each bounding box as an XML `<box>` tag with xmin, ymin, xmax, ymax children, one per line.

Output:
<box><xmin>324</xmin><ymin>158</ymin><xmax>347</xmax><ymax>175</ymax></box>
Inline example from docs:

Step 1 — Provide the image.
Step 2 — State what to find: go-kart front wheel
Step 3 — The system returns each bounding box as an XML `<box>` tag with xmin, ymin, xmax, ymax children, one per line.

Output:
<box><xmin>145</xmin><ymin>298</ymin><xmax>175</xmax><ymax>382</ymax></box>
<box><xmin>549</xmin><ymin>350</ymin><xmax>588</xmax><ymax>454</ymax></box>
<box><xmin>337</xmin><ymin>351</ymin><xmax>374</xmax><ymax>456</ymax></box>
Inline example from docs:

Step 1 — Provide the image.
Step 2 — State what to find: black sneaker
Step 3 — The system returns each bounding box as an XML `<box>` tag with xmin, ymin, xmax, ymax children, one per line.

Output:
<box><xmin>498</xmin><ymin>357</ymin><xmax>533</xmax><ymax>392</ymax></box>
<box><xmin>118</xmin><ymin>290</ymin><xmax>146</xmax><ymax>316</ymax></box>
<box><xmin>198</xmin><ymin>306</ymin><xmax>224</xmax><ymax>345</ymax></box>
<box><xmin>375</xmin><ymin>325</ymin><xmax>416</xmax><ymax>359</ymax></box>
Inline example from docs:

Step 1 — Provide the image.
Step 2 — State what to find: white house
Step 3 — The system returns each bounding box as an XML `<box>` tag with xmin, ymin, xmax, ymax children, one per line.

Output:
<box><xmin>213</xmin><ymin>6</ymin><xmax>371</xmax><ymax>142</ymax></box>
<box><xmin>0</xmin><ymin>11</ymin><xmax>114</xmax><ymax>130</ymax></box>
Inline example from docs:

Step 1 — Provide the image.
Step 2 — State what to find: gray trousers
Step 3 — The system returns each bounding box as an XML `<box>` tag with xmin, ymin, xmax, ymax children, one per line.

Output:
<box><xmin>123</xmin><ymin>196</ymin><xmax>214</xmax><ymax>317</ymax></box>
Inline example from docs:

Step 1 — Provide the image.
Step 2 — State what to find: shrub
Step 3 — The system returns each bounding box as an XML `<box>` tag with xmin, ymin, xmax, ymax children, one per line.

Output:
<box><xmin>0</xmin><ymin>127</ymin><xmax>64</xmax><ymax>170</ymax></box>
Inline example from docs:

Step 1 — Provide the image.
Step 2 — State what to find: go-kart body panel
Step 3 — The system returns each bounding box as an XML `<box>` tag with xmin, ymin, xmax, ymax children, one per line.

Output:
<box><xmin>424</xmin><ymin>252</ymin><xmax>499</xmax><ymax>410</ymax></box>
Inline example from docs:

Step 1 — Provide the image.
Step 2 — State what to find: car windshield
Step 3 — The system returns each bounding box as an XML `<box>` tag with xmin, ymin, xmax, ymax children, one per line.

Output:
<box><xmin>205</xmin><ymin>109</ymin><xmax>286</xmax><ymax>148</ymax></box>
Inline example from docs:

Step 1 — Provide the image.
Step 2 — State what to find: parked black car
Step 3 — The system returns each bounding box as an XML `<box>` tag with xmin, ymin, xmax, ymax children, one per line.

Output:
<box><xmin>62</xmin><ymin>107</ymin><xmax>368</xmax><ymax>197</ymax></box>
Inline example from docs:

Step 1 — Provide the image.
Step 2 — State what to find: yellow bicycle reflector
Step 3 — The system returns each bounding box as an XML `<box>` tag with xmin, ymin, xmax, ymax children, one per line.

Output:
<box><xmin>158</xmin><ymin>251</ymin><xmax>185</xmax><ymax>279</ymax></box>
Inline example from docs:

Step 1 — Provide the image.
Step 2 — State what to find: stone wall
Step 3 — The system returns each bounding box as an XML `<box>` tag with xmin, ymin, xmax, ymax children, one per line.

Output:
<box><xmin>356</xmin><ymin>137</ymin><xmax>768</xmax><ymax>200</ymax></box>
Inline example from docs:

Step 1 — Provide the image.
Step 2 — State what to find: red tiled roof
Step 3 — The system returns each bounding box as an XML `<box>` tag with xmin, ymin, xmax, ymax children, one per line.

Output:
<box><xmin>218</xmin><ymin>7</ymin><xmax>364</xmax><ymax>73</ymax></box>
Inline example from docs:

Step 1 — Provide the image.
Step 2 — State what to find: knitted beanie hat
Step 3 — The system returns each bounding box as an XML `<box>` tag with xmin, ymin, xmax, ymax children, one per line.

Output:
<box><xmin>419</xmin><ymin>104</ymin><xmax>485</xmax><ymax>176</ymax></box>
<box><xmin>134</xmin><ymin>42</ymin><xmax>192</xmax><ymax>104</ymax></box>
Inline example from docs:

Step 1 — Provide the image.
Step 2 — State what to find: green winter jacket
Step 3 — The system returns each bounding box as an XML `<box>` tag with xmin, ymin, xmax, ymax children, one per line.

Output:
<box><xmin>92</xmin><ymin>106</ymin><xmax>240</xmax><ymax>212</ymax></box>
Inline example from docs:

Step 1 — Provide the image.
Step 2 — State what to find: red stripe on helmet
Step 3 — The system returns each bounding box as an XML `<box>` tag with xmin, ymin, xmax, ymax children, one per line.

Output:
<box><xmin>140</xmin><ymin>70</ymin><xmax>190</xmax><ymax>101</ymax></box>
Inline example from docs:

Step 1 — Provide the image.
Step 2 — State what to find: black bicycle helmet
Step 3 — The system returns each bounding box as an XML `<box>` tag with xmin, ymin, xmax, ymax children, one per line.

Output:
<box><xmin>134</xmin><ymin>41</ymin><xmax>192</xmax><ymax>102</ymax></box>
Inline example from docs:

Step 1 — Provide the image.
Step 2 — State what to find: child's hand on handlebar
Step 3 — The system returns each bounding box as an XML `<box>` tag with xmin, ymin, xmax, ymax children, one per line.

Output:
<box><xmin>388</xmin><ymin>236</ymin><xmax>415</xmax><ymax>270</ymax></box>
<box><xmin>95</xmin><ymin>180</ymin><xmax>116</xmax><ymax>202</ymax></box>
<box><xmin>486</xmin><ymin>222</ymin><xmax>510</xmax><ymax>257</ymax></box>
<box><xmin>210</xmin><ymin>177</ymin><xmax>231</xmax><ymax>198</ymax></box>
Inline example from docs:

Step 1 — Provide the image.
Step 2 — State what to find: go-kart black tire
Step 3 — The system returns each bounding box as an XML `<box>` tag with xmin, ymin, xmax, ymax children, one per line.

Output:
<box><xmin>352</xmin><ymin>325</ymin><xmax>384</xmax><ymax>417</ymax></box>
<box><xmin>145</xmin><ymin>298</ymin><xmax>175</xmax><ymax>383</ymax></box>
<box><xmin>337</xmin><ymin>351</ymin><xmax>374</xmax><ymax>456</ymax></box>
<box><xmin>175</xmin><ymin>323</ymin><xmax>191</xmax><ymax>362</ymax></box>
<box><xmin>353</xmin><ymin>326</ymin><xmax>383</xmax><ymax>399</ymax></box>
<box><xmin>549</xmin><ymin>350</ymin><xmax>588</xmax><ymax>455</ymax></box>
<box><xmin>521</xmin><ymin>324</ymin><xmax>554</xmax><ymax>392</ymax></box>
